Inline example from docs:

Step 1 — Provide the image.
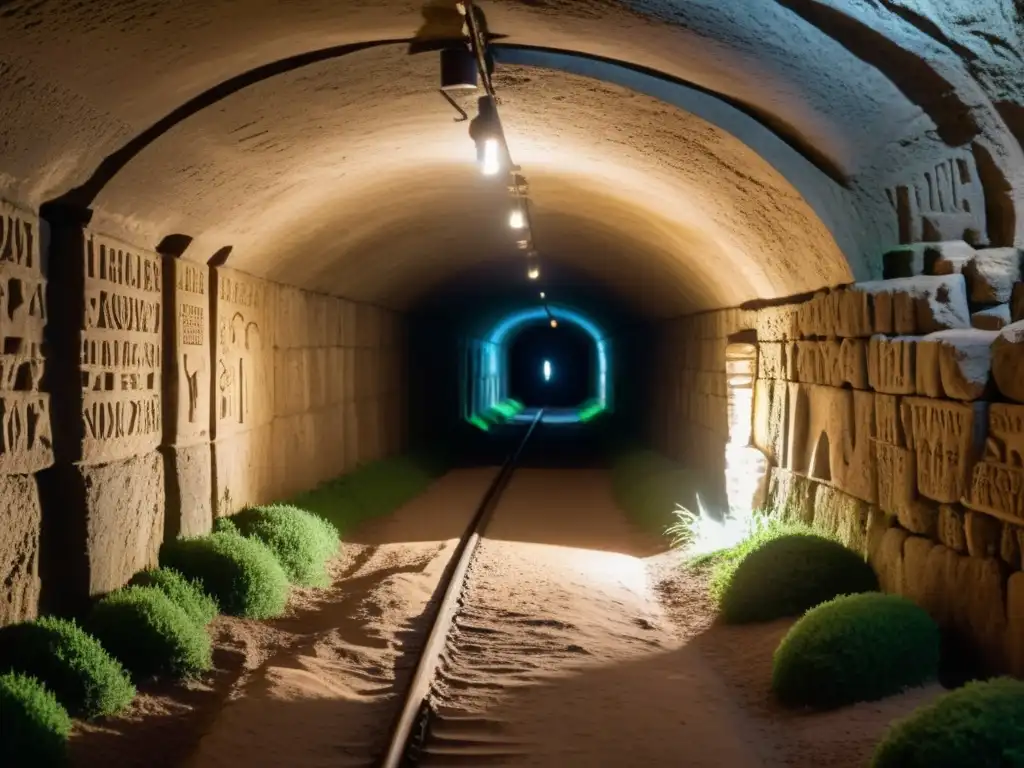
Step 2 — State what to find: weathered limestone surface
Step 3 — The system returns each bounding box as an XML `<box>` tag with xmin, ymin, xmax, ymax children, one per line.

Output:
<box><xmin>992</xmin><ymin>320</ymin><xmax>1024</xmax><ymax>403</ymax></box>
<box><xmin>854</xmin><ymin>275</ymin><xmax>971</xmax><ymax>335</ymax></box>
<box><xmin>0</xmin><ymin>474</ymin><xmax>41</xmax><ymax>624</ymax></box>
<box><xmin>81</xmin><ymin>452</ymin><xmax>164</xmax><ymax>596</ymax></box>
<box><xmin>972</xmin><ymin>304</ymin><xmax>1010</xmax><ymax>331</ymax></box>
<box><xmin>964</xmin><ymin>248</ymin><xmax>1022</xmax><ymax>305</ymax></box>
<box><xmin>915</xmin><ymin>329</ymin><xmax>996</xmax><ymax>401</ymax></box>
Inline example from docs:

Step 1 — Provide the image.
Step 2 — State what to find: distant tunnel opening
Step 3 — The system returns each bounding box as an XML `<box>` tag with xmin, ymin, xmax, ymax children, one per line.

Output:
<box><xmin>507</xmin><ymin>321</ymin><xmax>594</xmax><ymax>409</ymax></box>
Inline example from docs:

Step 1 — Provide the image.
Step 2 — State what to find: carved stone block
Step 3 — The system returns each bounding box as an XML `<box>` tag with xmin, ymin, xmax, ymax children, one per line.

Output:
<box><xmin>875</xmin><ymin>394</ymin><xmax>905</xmax><ymax>447</ymax></box>
<box><xmin>903</xmin><ymin>397</ymin><xmax>986</xmax><ymax>504</ymax></box>
<box><xmin>162</xmin><ymin>443</ymin><xmax>212</xmax><ymax>539</ymax></box>
<box><xmin>915</xmin><ymin>329</ymin><xmax>996</xmax><ymax>401</ymax></box>
<box><xmin>757</xmin><ymin>342</ymin><xmax>785</xmax><ymax>380</ymax></box>
<box><xmin>0</xmin><ymin>201</ymin><xmax>53</xmax><ymax>474</ymax></box>
<box><xmin>165</xmin><ymin>258</ymin><xmax>209</xmax><ymax>447</ymax></box>
<box><xmin>212</xmin><ymin>268</ymin><xmax>275</xmax><ymax>439</ymax></box>
<box><xmin>874</xmin><ymin>441</ymin><xmax>935</xmax><ymax>534</ymax></box>
<box><xmin>965</xmin><ymin>403</ymin><xmax>1024</xmax><ymax>525</ymax></box>
<box><xmin>752</xmin><ymin>378</ymin><xmax>787</xmax><ymax>467</ymax></box>
<box><xmin>813</xmin><ymin>484</ymin><xmax>869</xmax><ymax>552</ymax></box>
<box><xmin>992</xmin><ymin>320</ymin><xmax>1024</xmax><ymax>403</ymax></box>
<box><xmin>938</xmin><ymin>504</ymin><xmax>967</xmax><ymax>553</ymax></box>
<box><xmin>924</xmin><ymin>240</ymin><xmax>977</xmax><ymax>275</ymax></box>
<box><xmin>855</xmin><ymin>275</ymin><xmax>971</xmax><ymax>335</ymax></box>
<box><xmin>0</xmin><ymin>474</ymin><xmax>41</xmax><ymax>625</ymax></box>
<box><xmin>765</xmin><ymin>467</ymin><xmax>817</xmax><ymax>524</ymax></box>
<box><xmin>972</xmin><ymin>304</ymin><xmax>1010</xmax><ymax>331</ymax></box>
<box><xmin>794</xmin><ymin>340</ymin><xmax>867</xmax><ymax>388</ymax></box>
<box><xmin>212</xmin><ymin>423</ymin><xmax>275</xmax><ymax>517</ymax></box>
<box><xmin>80</xmin><ymin>233</ymin><xmax>163</xmax><ymax>465</ymax></box>
<box><xmin>964</xmin><ymin>247</ymin><xmax>1023</xmax><ymax>304</ymax></box>
<box><xmin>81</xmin><ymin>451</ymin><xmax>164</xmax><ymax>595</ymax></box>
<box><xmin>755</xmin><ymin>304</ymin><xmax>799</xmax><ymax>342</ymax></box>
<box><xmin>868</xmin><ymin>335</ymin><xmax>916</xmax><ymax>394</ymax></box>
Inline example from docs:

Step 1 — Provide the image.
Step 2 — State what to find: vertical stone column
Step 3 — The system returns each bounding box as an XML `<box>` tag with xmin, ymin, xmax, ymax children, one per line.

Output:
<box><xmin>0</xmin><ymin>201</ymin><xmax>52</xmax><ymax>624</ymax></box>
<box><xmin>162</xmin><ymin>257</ymin><xmax>212</xmax><ymax>538</ymax></box>
<box><xmin>41</xmin><ymin>214</ymin><xmax>165</xmax><ymax>607</ymax></box>
<box><xmin>210</xmin><ymin>267</ymin><xmax>275</xmax><ymax>516</ymax></box>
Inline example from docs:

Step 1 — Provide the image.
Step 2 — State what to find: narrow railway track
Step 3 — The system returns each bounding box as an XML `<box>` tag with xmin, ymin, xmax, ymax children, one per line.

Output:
<box><xmin>378</xmin><ymin>410</ymin><xmax>544</xmax><ymax>768</ymax></box>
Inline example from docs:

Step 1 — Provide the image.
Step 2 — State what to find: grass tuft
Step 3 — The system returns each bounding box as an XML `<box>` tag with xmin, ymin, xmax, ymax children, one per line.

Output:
<box><xmin>217</xmin><ymin>504</ymin><xmax>340</xmax><ymax>587</ymax></box>
<box><xmin>871</xmin><ymin>677</ymin><xmax>1024</xmax><ymax>767</ymax></box>
<box><xmin>130</xmin><ymin>567</ymin><xmax>219</xmax><ymax>626</ymax></box>
<box><xmin>160</xmin><ymin>532</ymin><xmax>290</xmax><ymax>619</ymax></box>
<box><xmin>87</xmin><ymin>586</ymin><xmax>213</xmax><ymax>681</ymax></box>
<box><xmin>0</xmin><ymin>672</ymin><xmax>72</xmax><ymax>767</ymax></box>
<box><xmin>0</xmin><ymin>616</ymin><xmax>135</xmax><ymax>719</ymax></box>
<box><xmin>773</xmin><ymin>592</ymin><xmax>940</xmax><ymax>710</ymax></box>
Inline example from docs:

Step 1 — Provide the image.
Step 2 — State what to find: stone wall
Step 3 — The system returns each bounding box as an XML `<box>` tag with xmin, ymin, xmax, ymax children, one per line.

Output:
<box><xmin>0</xmin><ymin>200</ymin><xmax>406</xmax><ymax>624</ymax></box>
<box><xmin>651</xmin><ymin>239</ymin><xmax>1024</xmax><ymax>676</ymax></box>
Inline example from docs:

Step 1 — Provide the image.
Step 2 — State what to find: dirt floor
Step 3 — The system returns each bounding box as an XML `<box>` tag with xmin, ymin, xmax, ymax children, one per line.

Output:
<box><xmin>69</xmin><ymin>467</ymin><xmax>943</xmax><ymax>767</ymax></box>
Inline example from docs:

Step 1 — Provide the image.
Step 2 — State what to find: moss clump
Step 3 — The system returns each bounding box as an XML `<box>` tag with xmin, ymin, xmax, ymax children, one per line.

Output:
<box><xmin>288</xmin><ymin>456</ymin><xmax>438</xmax><ymax>535</ymax></box>
<box><xmin>871</xmin><ymin>677</ymin><xmax>1024</xmax><ymax>767</ymax></box>
<box><xmin>130</xmin><ymin>567</ymin><xmax>219</xmax><ymax>626</ymax></box>
<box><xmin>217</xmin><ymin>505</ymin><xmax>339</xmax><ymax>587</ymax></box>
<box><xmin>161</xmin><ymin>532</ymin><xmax>290</xmax><ymax>619</ymax></box>
<box><xmin>716</xmin><ymin>532</ymin><xmax>878</xmax><ymax>623</ymax></box>
<box><xmin>0</xmin><ymin>672</ymin><xmax>72</xmax><ymax>767</ymax></box>
<box><xmin>88</xmin><ymin>586</ymin><xmax>213</xmax><ymax>681</ymax></box>
<box><xmin>0</xmin><ymin>616</ymin><xmax>135</xmax><ymax>718</ymax></box>
<box><xmin>773</xmin><ymin>592</ymin><xmax>940</xmax><ymax>710</ymax></box>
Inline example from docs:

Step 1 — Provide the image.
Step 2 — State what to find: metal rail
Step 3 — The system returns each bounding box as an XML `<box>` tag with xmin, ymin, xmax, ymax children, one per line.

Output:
<box><xmin>377</xmin><ymin>409</ymin><xmax>543</xmax><ymax>768</ymax></box>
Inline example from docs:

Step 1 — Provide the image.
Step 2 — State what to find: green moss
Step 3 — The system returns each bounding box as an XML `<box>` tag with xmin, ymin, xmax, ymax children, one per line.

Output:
<box><xmin>160</xmin><ymin>532</ymin><xmax>290</xmax><ymax>619</ymax></box>
<box><xmin>288</xmin><ymin>456</ymin><xmax>438</xmax><ymax>535</ymax></box>
<box><xmin>716</xmin><ymin>532</ymin><xmax>878</xmax><ymax>623</ymax></box>
<box><xmin>0</xmin><ymin>672</ymin><xmax>72</xmax><ymax>767</ymax></box>
<box><xmin>773</xmin><ymin>592</ymin><xmax>940</xmax><ymax>710</ymax></box>
<box><xmin>0</xmin><ymin>616</ymin><xmax>135</xmax><ymax>719</ymax></box>
<box><xmin>219</xmin><ymin>504</ymin><xmax>339</xmax><ymax>587</ymax></box>
<box><xmin>872</xmin><ymin>677</ymin><xmax>1024</xmax><ymax>767</ymax></box>
<box><xmin>87</xmin><ymin>586</ymin><xmax>213</xmax><ymax>681</ymax></box>
<box><xmin>130</xmin><ymin>567</ymin><xmax>219</xmax><ymax>626</ymax></box>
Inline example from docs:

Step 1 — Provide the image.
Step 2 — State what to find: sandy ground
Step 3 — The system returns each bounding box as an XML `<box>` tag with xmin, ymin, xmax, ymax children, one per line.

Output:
<box><xmin>69</xmin><ymin>467</ymin><xmax>943</xmax><ymax>767</ymax></box>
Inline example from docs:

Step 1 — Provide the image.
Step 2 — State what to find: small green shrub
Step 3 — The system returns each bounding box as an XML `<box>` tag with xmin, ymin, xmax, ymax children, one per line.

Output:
<box><xmin>872</xmin><ymin>677</ymin><xmax>1024</xmax><ymax>767</ymax></box>
<box><xmin>716</xmin><ymin>532</ymin><xmax>878</xmax><ymax>623</ymax></box>
<box><xmin>220</xmin><ymin>505</ymin><xmax>339</xmax><ymax>587</ymax></box>
<box><xmin>130</xmin><ymin>567</ymin><xmax>219</xmax><ymax>626</ymax></box>
<box><xmin>0</xmin><ymin>616</ymin><xmax>135</xmax><ymax>718</ymax></box>
<box><xmin>88</xmin><ymin>586</ymin><xmax>212</xmax><ymax>681</ymax></box>
<box><xmin>772</xmin><ymin>592</ymin><xmax>940</xmax><ymax>710</ymax></box>
<box><xmin>0</xmin><ymin>672</ymin><xmax>72</xmax><ymax>767</ymax></box>
<box><xmin>161</xmin><ymin>532</ymin><xmax>290</xmax><ymax>619</ymax></box>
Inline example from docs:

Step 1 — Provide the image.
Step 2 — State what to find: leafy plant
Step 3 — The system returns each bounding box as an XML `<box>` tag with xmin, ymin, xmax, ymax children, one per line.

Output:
<box><xmin>0</xmin><ymin>672</ymin><xmax>72</xmax><ymax>767</ymax></box>
<box><xmin>130</xmin><ymin>568</ymin><xmax>219</xmax><ymax>626</ymax></box>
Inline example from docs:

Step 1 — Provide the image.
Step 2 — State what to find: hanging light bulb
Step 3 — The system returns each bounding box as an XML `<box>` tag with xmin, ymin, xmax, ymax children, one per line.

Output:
<box><xmin>528</xmin><ymin>265</ymin><xmax>540</xmax><ymax>280</ymax></box>
<box><xmin>516</xmin><ymin>239</ymin><xmax>530</xmax><ymax>250</ymax></box>
<box><xmin>509</xmin><ymin>204</ymin><xmax>525</xmax><ymax>230</ymax></box>
<box><xmin>539</xmin><ymin>291</ymin><xmax>546</xmax><ymax>299</ymax></box>
<box><xmin>469</xmin><ymin>96</ymin><xmax>503</xmax><ymax>177</ymax></box>
<box><xmin>550</xmin><ymin>319</ymin><xmax>558</xmax><ymax>328</ymax></box>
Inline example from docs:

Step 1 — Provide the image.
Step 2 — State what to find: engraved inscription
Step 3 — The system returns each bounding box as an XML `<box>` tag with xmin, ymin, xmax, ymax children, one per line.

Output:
<box><xmin>875</xmin><ymin>441</ymin><xmax>916</xmax><ymax>516</ymax></box>
<box><xmin>904</xmin><ymin>398</ymin><xmax>982</xmax><ymax>503</ymax></box>
<box><xmin>183</xmin><ymin>353</ymin><xmax>202</xmax><ymax>424</ymax></box>
<box><xmin>868</xmin><ymin>336</ymin><xmax>916</xmax><ymax>394</ymax></box>
<box><xmin>180</xmin><ymin>305</ymin><xmax>203</xmax><ymax>347</ymax></box>
<box><xmin>886</xmin><ymin>153</ymin><xmax>984</xmax><ymax>245</ymax></box>
<box><xmin>0</xmin><ymin>201</ymin><xmax>52</xmax><ymax>473</ymax></box>
<box><xmin>966</xmin><ymin>403</ymin><xmax>1024</xmax><ymax>522</ymax></box>
<box><xmin>875</xmin><ymin>393</ymin><xmax>904</xmax><ymax>447</ymax></box>
<box><xmin>176</xmin><ymin>263</ymin><xmax>206</xmax><ymax>295</ymax></box>
<box><xmin>80</xmin><ymin>234</ymin><xmax>162</xmax><ymax>463</ymax></box>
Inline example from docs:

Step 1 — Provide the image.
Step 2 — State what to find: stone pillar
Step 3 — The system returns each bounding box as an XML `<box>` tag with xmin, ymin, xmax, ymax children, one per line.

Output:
<box><xmin>0</xmin><ymin>201</ymin><xmax>52</xmax><ymax>624</ymax></box>
<box><xmin>162</xmin><ymin>257</ymin><xmax>212</xmax><ymax>538</ymax></box>
<box><xmin>210</xmin><ymin>267</ymin><xmax>275</xmax><ymax>516</ymax></box>
<box><xmin>40</xmin><ymin>210</ymin><xmax>164</xmax><ymax>608</ymax></box>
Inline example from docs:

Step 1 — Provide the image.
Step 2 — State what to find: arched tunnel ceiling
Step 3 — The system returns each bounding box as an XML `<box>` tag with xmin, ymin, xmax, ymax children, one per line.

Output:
<box><xmin>0</xmin><ymin>0</ymin><xmax>1021</xmax><ymax>316</ymax></box>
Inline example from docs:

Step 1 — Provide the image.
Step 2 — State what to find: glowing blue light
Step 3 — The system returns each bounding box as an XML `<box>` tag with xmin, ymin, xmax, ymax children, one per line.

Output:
<box><xmin>543</xmin><ymin>359</ymin><xmax>552</xmax><ymax>382</ymax></box>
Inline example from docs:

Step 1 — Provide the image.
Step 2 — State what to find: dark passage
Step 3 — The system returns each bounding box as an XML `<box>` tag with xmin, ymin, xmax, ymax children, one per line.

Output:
<box><xmin>507</xmin><ymin>321</ymin><xmax>594</xmax><ymax>408</ymax></box>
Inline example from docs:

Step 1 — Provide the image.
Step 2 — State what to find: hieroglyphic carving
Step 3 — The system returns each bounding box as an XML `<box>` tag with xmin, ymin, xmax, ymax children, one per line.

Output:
<box><xmin>80</xmin><ymin>234</ymin><xmax>162</xmax><ymax>463</ymax></box>
<box><xmin>795</xmin><ymin>340</ymin><xmax>867</xmax><ymax>388</ymax></box>
<box><xmin>903</xmin><ymin>397</ymin><xmax>985</xmax><ymax>503</ymax></box>
<box><xmin>868</xmin><ymin>336</ymin><xmax>916</xmax><ymax>394</ymax></box>
<box><xmin>875</xmin><ymin>441</ymin><xmax>916</xmax><ymax>516</ymax></box>
<box><xmin>875</xmin><ymin>393</ymin><xmax>905</xmax><ymax>447</ymax></box>
<box><xmin>213</xmin><ymin>268</ymin><xmax>272</xmax><ymax>438</ymax></box>
<box><xmin>965</xmin><ymin>404</ymin><xmax>1024</xmax><ymax>523</ymax></box>
<box><xmin>0</xmin><ymin>201</ymin><xmax>52</xmax><ymax>473</ymax></box>
<box><xmin>165</xmin><ymin>259</ymin><xmax>210</xmax><ymax>444</ymax></box>
<box><xmin>886</xmin><ymin>152</ymin><xmax>986</xmax><ymax>245</ymax></box>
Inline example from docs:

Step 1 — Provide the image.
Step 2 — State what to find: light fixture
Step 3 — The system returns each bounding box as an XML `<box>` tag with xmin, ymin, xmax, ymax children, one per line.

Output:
<box><xmin>528</xmin><ymin>265</ymin><xmax>540</xmax><ymax>280</ymax></box>
<box><xmin>509</xmin><ymin>205</ymin><xmax>525</xmax><ymax>230</ymax></box>
<box><xmin>469</xmin><ymin>95</ymin><xmax>503</xmax><ymax>176</ymax></box>
<box><xmin>539</xmin><ymin>291</ymin><xmax>546</xmax><ymax>299</ymax></box>
<box><xmin>439</xmin><ymin>46</ymin><xmax>478</xmax><ymax>91</ymax></box>
<box><xmin>516</xmin><ymin>239</ymin><xmax>530</xmax><ymax>250</ymax></box>
<box><xmin>550</xmin><ymin>319</ymin><xmax>558</xmax><ymax>328</ymax></box>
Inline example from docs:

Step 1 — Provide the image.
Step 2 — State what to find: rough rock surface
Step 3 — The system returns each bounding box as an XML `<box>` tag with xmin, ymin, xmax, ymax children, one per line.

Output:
<box><xmin>0</xmin><ymin>475</ymin><xmax>42</xmax><ymax>624</ymax></box>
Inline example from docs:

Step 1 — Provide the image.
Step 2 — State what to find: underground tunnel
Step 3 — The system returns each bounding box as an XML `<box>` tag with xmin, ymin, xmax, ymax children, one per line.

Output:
<box><xmin>0</xmin><ymin>0</ymin><xmax>1023</xmax><ymax>765</ymax></box>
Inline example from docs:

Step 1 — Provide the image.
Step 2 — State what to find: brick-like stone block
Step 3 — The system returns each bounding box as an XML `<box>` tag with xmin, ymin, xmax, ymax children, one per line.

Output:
<box><xmin>212</xmin><ymin>424</ymin><xmax>275</xmax><ymax>517</ymax></box>
<box><xmin>813</xmin><ymin>484</ymin><xmax>869</xmax><ymax>552</ymax></box>
<box><xmin>0</xmin><ymin>474</ymin><xmax>41</xmax><ymax>625</ymax></box>
<box><xmin>964</xmin><ymin>247</ymin><xmax>1023</xmax><ymax>304</ymax></box>
<box><xmin>854</xmin><ymin>275</ymin><xmax>971</xmax><ymax>335</ymax></box>
<box><xmin>914</xmin><ymin>329</ymin><xmax>996</xmax><ymax>401</ymax></box>
<box><xmin>163</xmin><ymin>443</ymin><xmax>212</xmax><ymax>539</ymax></box>
<box><xmin>765</xmin><ymin>467</ymin><xmax>816</xmax><ymax>524</ymax></box>
<box><xmin>972</xmin><ymin>304</ymin><xmax>1010</xmax><ymax>331</ymax></box>
<box><xmin>82</xmin><ymin>452</ymin><xmax>164</xmax><ymax>596</ymax></box>
<box><xmin>992</xmin><ymin>320</ymin><xmax>1024</xmax><ymax>403</ymax></box>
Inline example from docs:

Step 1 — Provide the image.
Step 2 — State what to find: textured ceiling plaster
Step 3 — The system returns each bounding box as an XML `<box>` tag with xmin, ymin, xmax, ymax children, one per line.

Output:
<box><xmin>0</xmin><ymin>0</ymin><xmax>1020</xmax><ymax>315</ymax></box>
